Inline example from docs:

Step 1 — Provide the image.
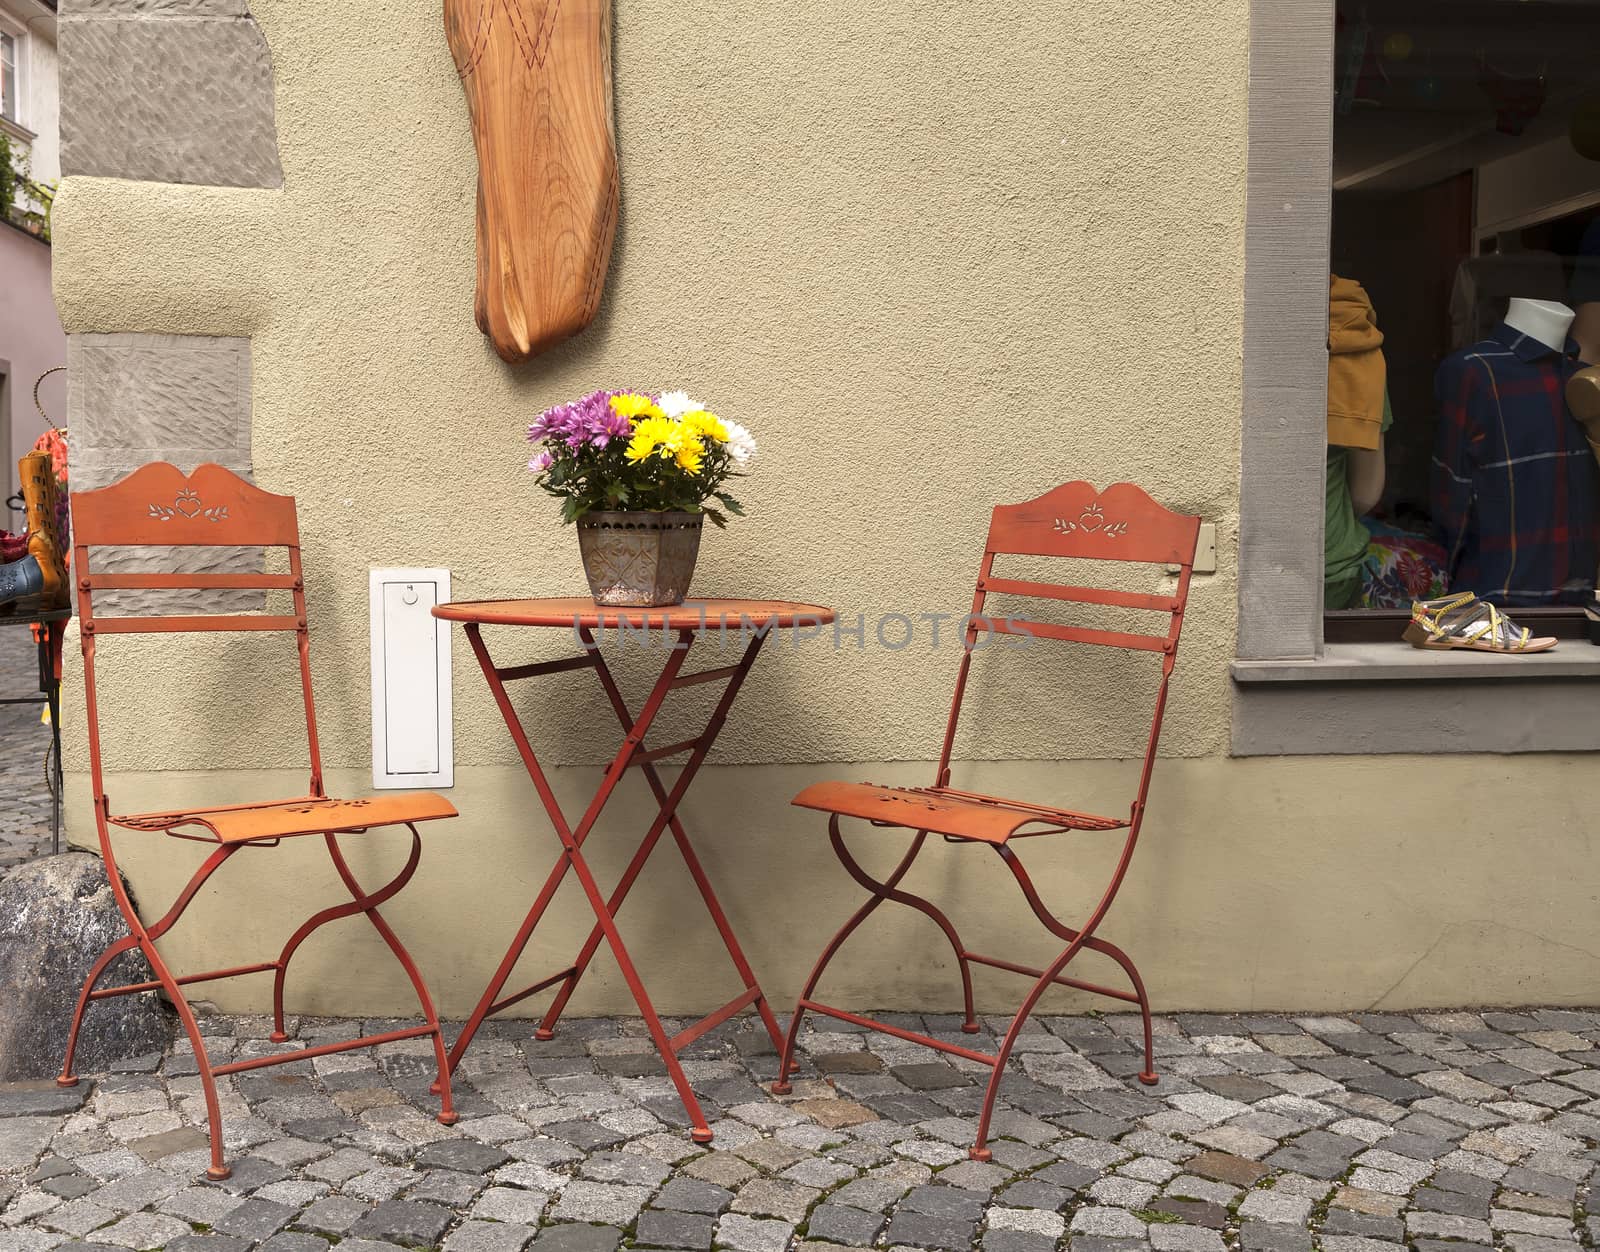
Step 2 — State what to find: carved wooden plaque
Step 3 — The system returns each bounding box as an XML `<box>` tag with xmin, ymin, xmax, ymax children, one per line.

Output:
<box><xmin>445</xmin><ymin>0</ymin><xmax>620</xmax><ymax>363</ymax></box>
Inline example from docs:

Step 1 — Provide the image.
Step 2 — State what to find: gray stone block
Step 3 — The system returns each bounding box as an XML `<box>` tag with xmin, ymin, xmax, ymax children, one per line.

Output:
<box><xmin>633</xmin><ymin>1210</ymin><xmax>716</xmax><ymax>1250</ymax></box>
<box><xmin>0</xmin><ymin>854</ymin><xmax>171</xmax><ymax>1082</ymax></box>
<box><xmin>443</xmin><ymin>1222</ymin><xmax>536</xmax><ymax>1252</ymax></box>
<box><xmin>413</xmin><ymin>1139</ymin><xmax>511</xmax><ymax>1174</ymax></box>
<box><xmin>526</xmin><ymin>1228</ymin><xmax>623</xmax><ymax>1252</ymax></box>
<box><xmin>805</xmin><ymin>1204</ymin><xmax>883</xmax><ymax>1245</ymax></box>
<box><xmin>67</xmin><ymin>333</ymin><xmax>262</xmax><ymax>616</ymax></box>
<box><xmin>63</xmin><ymin>0</ymin><xmax>249</xmax><ymax>13</ymax></box>
<box><xmin>59</xmin><ymin>13</ymin><xmax>281</xmax><ymax>186</ymax></box>
<box><xmin>350</xmin><ymin>1199</ymin><xmax>455</xmax><ymax>1247</ymax></box>
<box><xmin>0</xmin><ymin>1081</ymin><xmax>91</xmax><ymax>1117</ymax></box>
<box><xmin>71</xmin><ymin>335</ymin><xmax>251</xmax><ymax>457</ymax></box>
<box><xmin>213</xmin><ymin>1197</ymin><xmax>299</xmax><ymax>1242</ymax></box>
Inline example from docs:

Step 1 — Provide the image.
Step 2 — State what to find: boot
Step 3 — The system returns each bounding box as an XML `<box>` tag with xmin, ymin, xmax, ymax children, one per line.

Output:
<box><xmin>0</xmin><ymin>451</ymin><xmax>66</xmax><ymax>616</ymax></box>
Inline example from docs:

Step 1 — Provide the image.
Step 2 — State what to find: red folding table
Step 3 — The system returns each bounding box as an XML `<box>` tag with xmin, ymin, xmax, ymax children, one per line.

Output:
<box><xmin>434</xmin><ymin>596</ymin><xmax>834</xmax><ymax>1142</ymax></box>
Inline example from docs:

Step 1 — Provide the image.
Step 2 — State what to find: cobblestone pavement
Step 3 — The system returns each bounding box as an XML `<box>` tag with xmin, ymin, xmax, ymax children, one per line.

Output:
<box><xmin>0</xmin><ymin>624</ymin><xmax>54</xmax><ymax>871</ymax></box>
<box><xmin>7</xmin><ymin>1010</ymin><xmax>1600</xmax><ymax>1252</ymax></box>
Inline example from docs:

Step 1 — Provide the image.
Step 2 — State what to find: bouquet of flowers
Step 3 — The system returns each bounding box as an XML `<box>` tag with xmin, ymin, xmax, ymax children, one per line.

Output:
<box><xmin>528</xmin><ymin>390</ymin><xmax>756</xmax><ymax>525</ymax></box>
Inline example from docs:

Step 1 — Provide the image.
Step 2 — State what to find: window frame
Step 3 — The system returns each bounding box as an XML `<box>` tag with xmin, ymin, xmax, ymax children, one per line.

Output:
<box><xmin>0</xmin><ymin>20</ymin><xmax>22</xmax><ymax>129</ymax></box>
<box><xmin>1231</xmin><ymin>0</ymin><xmax>1600</xmax><ymax>756</ymax></box>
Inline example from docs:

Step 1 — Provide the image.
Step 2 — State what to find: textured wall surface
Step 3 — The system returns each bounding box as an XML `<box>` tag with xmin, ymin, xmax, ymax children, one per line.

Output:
<box><xmin>52</xmin><ymin>0</ymin><xmax>1600</xmax><ymax>1014</ymax></box>
<box><xmin>57</xmin><ymin>0</ymin><xmax>1595</xmax><ymax>1017</ymax></box>
<box><xmin>70</xmin><ymin>753</ymin><xmax>1600</xmax><ymax>1017</ymax></box>
<box><xmin>67</xmin><ymin>333</ymin><xmax>262</xmax><ymax>614</ymax></box>
<box><xmin>58</xmin><ymin>0</ymin><xmax>281</xmax><ymax>187</ymax></box>
<box><xmin>53</xmin><ymin>0</ymin><xmax>1250</xmax><ymax>771</ymax></box>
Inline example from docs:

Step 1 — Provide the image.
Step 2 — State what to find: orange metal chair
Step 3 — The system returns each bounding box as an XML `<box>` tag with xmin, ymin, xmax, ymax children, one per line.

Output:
<box><xmin>772</xmin><ymin>482</ymin><xmax>1200</xmax><ymax>1160</ymax></box>
<box><xmin>57</xmin><ymin>463</ymin><xmax>458</xmax><ymax>1180</ymax></box>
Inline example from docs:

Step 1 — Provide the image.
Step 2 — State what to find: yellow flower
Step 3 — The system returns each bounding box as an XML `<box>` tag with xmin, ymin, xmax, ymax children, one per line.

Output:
<box><xmin>673</xmin><ymin>434</ymin><xmax>705</xmax><ymax>474</ymax></box>
<box><xmin>625</xmin><ymin>415</ymin><xmax>675</xmax><ymax>463</ymax></box>
<box><xmin>680</xmin><ymin>410</ymin><xmax>729</xmax><ymax>443</ymax></box>
<box><xmin>610</xmin><ymin>392</ymin><xmax>663</xmax><ymax>422</ymax></box>
<box><xmin>647</xmin><ymin>422</ymin><xmax>702</xmax><ymax>474</ymax></box>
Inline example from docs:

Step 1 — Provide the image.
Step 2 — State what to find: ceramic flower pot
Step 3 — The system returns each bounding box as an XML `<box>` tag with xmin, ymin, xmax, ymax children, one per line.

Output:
<box><xmin>576</xmin><ymin>510</ymin><xmax>703</xmax><ymax>607</ymax></box>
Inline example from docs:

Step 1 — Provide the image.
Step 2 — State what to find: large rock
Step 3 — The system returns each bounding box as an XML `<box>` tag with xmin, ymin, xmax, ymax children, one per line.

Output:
<box><xmin>0</xmin><ymin>853</ymin><xmax>172</xmax><ymax>1081</ymax></box>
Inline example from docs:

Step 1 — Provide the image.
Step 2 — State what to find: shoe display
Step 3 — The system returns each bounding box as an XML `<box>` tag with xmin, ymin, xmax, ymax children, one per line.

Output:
<box><xmin>1404</xmin><ymin>591</ymin><xmax>1557</xmax><ymax>654</ymax></box>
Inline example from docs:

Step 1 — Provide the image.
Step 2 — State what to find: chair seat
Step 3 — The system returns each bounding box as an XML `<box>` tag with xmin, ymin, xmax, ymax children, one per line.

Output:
<box><xmin>111</xmin><ymin>793</ymin><xmax>457</xmax><ymax>845</ymax></box>
<box><xmin>792</xmin><ymin>781</ymin><xmax>1127</xmax><ymax>845</ymax></box>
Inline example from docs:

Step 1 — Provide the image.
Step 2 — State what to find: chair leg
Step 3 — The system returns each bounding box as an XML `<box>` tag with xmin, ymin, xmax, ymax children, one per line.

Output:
<box><xmin>775</xmin><ymin>822</ymin><xmax>975</xmax><ymax>1094</ymax></box>
<box><xmin>321</xmin><ymin>828</ymin><xmax>456</xmax><ymax>1124</ymax></box>
<box><xmin>827</xmin><ymin>820</ymin><xmax>978</xmax><ymax>1031</ymax></box>
<box><xmin>1094</xmin><ymin>934</ymin><xmax>1157</xmax><ymax>1085</ymax></box>
<box><xmin>57</xmin><ymin>845</ymin><xmax>239</xmax><ymax>1178</ymax></box>
<box><xmin>157</xmin><ymin>958</ymin><xmax>235</xmax><ymax>1180</ymax></box>
<box><xmin>270</xmin><ymin>829</ymin><xmax>426</xmax><ymax>1041</ymax></box>
<box><xmin>56</xmin><ymin>936</ymin><xmax>138</xmax><ymax>1087</ymax></box>
<box><xmin>966</xmin><ymin>844</ymin><xmax>1153</xmax><ymax>1160</ymax></box>
<box><xmin>994</xmin><ymin>844</ymin><xmax>1157</xmax><ymax>1084</ymax></box>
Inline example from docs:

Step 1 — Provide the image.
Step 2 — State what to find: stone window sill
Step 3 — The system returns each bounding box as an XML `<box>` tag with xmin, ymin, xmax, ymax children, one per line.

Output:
<box><xmin>1231</xmin><ymin>643</ymin><xmax>1600</xmax><ymax>755</ymax></box>
<box><xmin>1231</xmin><ymin>642</ymin><xmax>1600</xmax><ymax>684</ymax></box>
<box><xmin>0</xmin><ymin>117</ymin><xmax>36</xmax><ymax>145</ymax></box>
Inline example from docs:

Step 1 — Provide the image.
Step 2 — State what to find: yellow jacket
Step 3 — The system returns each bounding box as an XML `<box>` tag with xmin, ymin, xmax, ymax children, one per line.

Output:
<box><xmin>1328</xmin><ymin>275</ymin><xmax>1387</xmax><ymax>451</ymax></box>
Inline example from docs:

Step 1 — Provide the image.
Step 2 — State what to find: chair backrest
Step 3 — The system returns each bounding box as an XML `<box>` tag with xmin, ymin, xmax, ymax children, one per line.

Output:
<box><xmin>71</xmin><ymin>462</ymin><xmax>324</xmax><ymax>816</ymax></box>
<box><xmin>935</xmin><ymin>481</ymin><xmax>1201</xmax><ymax>815</ymax></box>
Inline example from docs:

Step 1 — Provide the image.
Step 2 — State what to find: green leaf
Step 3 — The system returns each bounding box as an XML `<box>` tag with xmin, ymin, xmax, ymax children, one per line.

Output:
<box><xmin>704</xmin><ymin>508</ymin><xmax>730</xmax><ymax>529</ymax></box>
<box><xmin>560</xmin><ymin>496</ymin><xmax>581</xmax><ymax>524</ymax></box>
<box><xmin>713</xmin><ymin>492</ymin><xmax>746</xmax><ymax>516</ymax></box>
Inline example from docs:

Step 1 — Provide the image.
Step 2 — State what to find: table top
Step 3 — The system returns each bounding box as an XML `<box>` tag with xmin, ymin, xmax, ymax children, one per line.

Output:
<box><xmin>434</xmin><ymin>597</ymin><xmax>836</xmax><ymax>630</ymax></box>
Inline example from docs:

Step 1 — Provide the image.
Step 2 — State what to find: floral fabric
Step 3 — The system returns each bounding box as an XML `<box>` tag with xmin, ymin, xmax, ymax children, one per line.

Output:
<box><xmin>1358</xmin><ymin>521</ymin><xmax>1450</xmax><ymax>608</ymax></box>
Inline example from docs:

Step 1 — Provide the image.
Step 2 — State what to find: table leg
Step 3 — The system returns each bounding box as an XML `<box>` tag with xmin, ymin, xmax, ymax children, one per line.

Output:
<box><xmin>536</xmin><ymin>629</ymin><xmax>783</xmax><ymax>1052</ymax></box>
<box><xmin>443</xmin><ymin>624</ymin><xmax>690</xmax><ymax>1076</ymax></box>
<box><xmin>446</xmin><ymin>622</ymin><xmax>784</xmax><ymax>1141</ymax></box>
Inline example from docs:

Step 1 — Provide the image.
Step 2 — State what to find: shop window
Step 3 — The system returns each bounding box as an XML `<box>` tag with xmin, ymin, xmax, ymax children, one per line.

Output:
<box><xmin>1323</xmin><ymin>0</ymin><xmax>1600</xmax><ymax>643</ymax></box>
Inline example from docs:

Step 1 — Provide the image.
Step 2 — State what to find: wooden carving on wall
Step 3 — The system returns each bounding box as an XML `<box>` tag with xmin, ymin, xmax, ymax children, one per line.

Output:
<box><xmin>445</xmin><ymin>0</ymin><xmax>620</xmax><ymax>363</ymax></box>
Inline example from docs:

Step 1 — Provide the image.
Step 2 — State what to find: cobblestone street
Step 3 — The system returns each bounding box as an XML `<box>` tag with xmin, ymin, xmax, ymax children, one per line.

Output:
<box><xmin>5</xmin><ymin>1007</ymin><xmax>1600</xmax><ymax>1252</ymax></box>
<box><xmin>0</xmin><ymin>624</ymin><xmax>55</xmax><ymax>871</ymax></box>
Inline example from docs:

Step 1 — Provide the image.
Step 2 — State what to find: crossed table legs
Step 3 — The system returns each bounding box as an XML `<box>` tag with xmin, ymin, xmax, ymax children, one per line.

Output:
<box><xmin>440</xmin><ymin>621</ymin><xmax>785</xmax><ymax>1141</ymax></box>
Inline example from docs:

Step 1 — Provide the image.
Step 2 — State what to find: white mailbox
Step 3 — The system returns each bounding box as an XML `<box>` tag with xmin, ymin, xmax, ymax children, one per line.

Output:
<box><xmin>369</xmin><ymin>568</ymin><xmax>453</xmax><ymax>789</ymax></box>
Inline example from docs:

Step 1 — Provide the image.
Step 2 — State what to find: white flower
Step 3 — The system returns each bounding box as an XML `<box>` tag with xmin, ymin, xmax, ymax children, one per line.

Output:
<box><xmin>658</xmin><ymin>390</ymin><xmax>699</xmax><ymax>419</ymax></box>
<box><xmin>722</xmin><ymin>419</ymin><xmax>757</xmax><ymax>465</ymax></box>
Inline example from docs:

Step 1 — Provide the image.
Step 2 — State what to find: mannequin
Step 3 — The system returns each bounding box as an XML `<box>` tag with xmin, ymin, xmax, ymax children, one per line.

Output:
<box><xmin>1503</xmin><ymin>297</ymin><xmax>1575</xmax><ymax>353</ymax></box>
<box><xmin>1431</xmin><ymin>298</ymin><xmax>1597</xmax><ymax>605</ymax></box>
<box><xmin>1564</xmin><ymin>366</ymin><xmax>1600</xmax><ymax>630</ymax></box>
<box><xmin>1449</xmin><ymin>241</ymin><xmax>1566</xmax><ymax>350</ymax></box>
<box><xmin>1571</xmin><ymin>366</ymin><xmax>1600</xmax><ymax>432</ymax></box>
<box><xmin>1570</xmin><ymin>217</ymin><xmax>1600</xmax><ymax>365</ymax></box>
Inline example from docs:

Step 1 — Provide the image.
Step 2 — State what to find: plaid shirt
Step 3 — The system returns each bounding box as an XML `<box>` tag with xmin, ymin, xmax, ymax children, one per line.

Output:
<box><xmin>1431</xmin><ymin>321</ymin><xmax>1598</xmax><ymax>607</ymax></box>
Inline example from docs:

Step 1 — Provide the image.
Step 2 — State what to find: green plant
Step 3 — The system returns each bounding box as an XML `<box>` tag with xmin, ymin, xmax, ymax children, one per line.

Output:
<box><xmin>0</xmin><ymin>130</ymin><xmax>16</xmax><ymax>219</ymax></box>
<box><xmin>19</xmin><ymin>175</ymin><xmax>53</xmax><ymax>242</ymax></box>
<box><xmin>0</xmin><ymin>132</ymin><xmax>55</xmax><ymax>240</ymax></box>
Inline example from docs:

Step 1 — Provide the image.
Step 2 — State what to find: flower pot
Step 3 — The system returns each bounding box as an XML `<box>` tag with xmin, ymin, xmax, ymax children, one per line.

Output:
<box><xmin>576</xmin><ymin>510</ymin><xmax>703</xmax><ymax>607</ymax></box>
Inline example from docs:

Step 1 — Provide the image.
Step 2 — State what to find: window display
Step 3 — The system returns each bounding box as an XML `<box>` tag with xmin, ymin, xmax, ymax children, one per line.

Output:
<box><xmin>1327</xmin><ymin>0</ymin><xmax>1600</xmax><ymax>634</ymax></box>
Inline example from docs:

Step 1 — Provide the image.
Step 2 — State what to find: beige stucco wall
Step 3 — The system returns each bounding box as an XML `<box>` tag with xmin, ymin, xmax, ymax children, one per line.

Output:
<box><xmin>63</xmin><ymin>755</ymin><xmax>1600</xmax><ymax>1017</ymax></box>
<box><xmin>53</xmin><ymin>0</ymin><xmax>1600</xmax><ymax>1016</ymax></box>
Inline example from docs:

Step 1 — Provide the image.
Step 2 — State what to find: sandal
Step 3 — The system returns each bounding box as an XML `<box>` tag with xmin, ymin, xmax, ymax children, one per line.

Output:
<box><xmin>1404</xmin><ymin>592</ymin><xmax>1557</xmax><ymax>654</ymax></box>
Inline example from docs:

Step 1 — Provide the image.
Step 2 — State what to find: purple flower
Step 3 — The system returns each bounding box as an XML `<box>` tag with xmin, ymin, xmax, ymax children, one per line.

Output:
<box><xmin>528</xmin><ymin>389</ymin><xmax>636</xmax><ymax>454</ymax></box>
<box><xmin>529</xmin><ymin>451</ymin><xmax>554</xmax><ymax>472</ymax></box>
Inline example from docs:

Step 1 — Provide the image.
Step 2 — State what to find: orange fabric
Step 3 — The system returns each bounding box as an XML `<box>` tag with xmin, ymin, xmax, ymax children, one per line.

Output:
<box><xmin>1328</xmin><ymin>274</ymin><xmax>1387</xmax><ymax>450</ymax></box>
